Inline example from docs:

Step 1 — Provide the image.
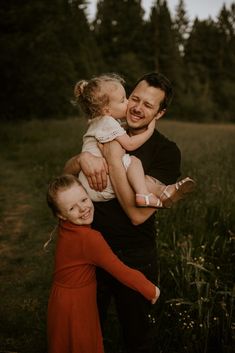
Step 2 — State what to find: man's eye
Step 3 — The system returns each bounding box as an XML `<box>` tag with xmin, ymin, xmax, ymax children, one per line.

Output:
<box><xmin>82</xmin><ymin>198</ymin><xmax>88</xmax><ymax>202</ymax></box>
<box><xmin>69</xmin><ymin>207</ymin><xmax>74</xmax><ymax>211</ymax></box>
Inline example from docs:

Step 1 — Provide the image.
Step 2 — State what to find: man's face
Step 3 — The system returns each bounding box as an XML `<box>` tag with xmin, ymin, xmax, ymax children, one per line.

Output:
<box><xmin>126</xmin><ymin>80</ymin><xmax>166</xmax><ymax>134</ymax></box>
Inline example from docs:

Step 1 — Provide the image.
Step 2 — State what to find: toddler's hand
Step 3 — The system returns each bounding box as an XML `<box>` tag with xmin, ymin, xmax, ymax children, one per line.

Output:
<box><xmin>151</xmin><ymin>286</ymin><xmax>160</xmax><ymax>304</ymax></box>
<box><xmin>148</xmin><ymin>118</ymin><xmax>156</xmax><ymax>133</ymax></box>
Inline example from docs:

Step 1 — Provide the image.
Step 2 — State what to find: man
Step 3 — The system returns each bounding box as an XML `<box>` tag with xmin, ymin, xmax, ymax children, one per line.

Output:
<box><xmin>64</xmin><ymin>72</ymin><xmax>181</xmax><ymax>353</ymax></box>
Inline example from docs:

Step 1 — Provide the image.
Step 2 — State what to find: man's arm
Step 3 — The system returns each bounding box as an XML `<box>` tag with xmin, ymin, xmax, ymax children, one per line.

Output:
<box><xmin>99</xmin><ymin>141</ymin><xmax>156</xmax><ymax>225</ymax></box>
<box><xmin>63</xmin><ymin>152</ymin><xmax>108</xmax><ymax>191</ymax></box>
<box><xmin>63</xmin><ymin>154</ymin><xmax>81</xmax><ymax>175</ymax></box>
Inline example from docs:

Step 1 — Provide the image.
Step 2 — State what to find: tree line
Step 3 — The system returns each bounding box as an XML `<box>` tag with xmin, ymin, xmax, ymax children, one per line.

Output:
<box><xmin>1</xmin><ymin>0</ymin><xmax>235</xmax><ymax>122</ymax></box>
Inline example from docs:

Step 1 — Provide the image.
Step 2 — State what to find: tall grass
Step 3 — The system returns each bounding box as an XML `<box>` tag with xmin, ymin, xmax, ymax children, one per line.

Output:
<box><xmin>155</xmin><ymin>121</ymin><xmax>235</xmax><ymax>353</ymax></box>
<box><xmin>0</xmin><ymin>118</ymin><xmax>234</xmax><ymax>353</ymax></box>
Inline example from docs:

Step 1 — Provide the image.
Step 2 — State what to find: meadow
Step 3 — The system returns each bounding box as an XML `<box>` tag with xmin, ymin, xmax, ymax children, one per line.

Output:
<box><xmin>0</xmin><ymin>118</ymin><xmax>234</xmax><ymax>353</ymax></box>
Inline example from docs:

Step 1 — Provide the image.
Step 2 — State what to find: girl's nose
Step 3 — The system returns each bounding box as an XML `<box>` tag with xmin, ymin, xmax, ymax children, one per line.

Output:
<box><xmin>78</xmin><ymin>204</ymin><xmax>86</xmax><ymax>212</ymax></box>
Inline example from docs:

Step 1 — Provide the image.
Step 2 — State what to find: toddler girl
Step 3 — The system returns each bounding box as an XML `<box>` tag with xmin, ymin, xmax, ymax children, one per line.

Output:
<box><xmin>46</xmin><ymin>174</ymin><xmax>160</xmax><ymax>353</ymax></box>
<box><xmin>74</xmin><ymin>73</ymin><xmax>195</xmax><ymax>208</ymax></box>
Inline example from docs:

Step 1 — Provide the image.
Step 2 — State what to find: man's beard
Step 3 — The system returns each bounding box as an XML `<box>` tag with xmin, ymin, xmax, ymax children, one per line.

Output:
<box><xmin>127</xmin><ymin>123</ymin><xmax>149</xmax><ymax>135</ymax></box>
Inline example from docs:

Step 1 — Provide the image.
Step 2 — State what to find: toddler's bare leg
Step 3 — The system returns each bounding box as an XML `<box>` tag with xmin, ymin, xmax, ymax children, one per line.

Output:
<box><xmin>126</xmin><ymin>156</ymin><xmax>162</xmax><ymax>208</ymax></box>
<box><xmin>145</xmin><ymin>175</ymin><xmax>196</xmax><ymax>208</ymax></box>
<box><xmin>145</xmin><ymin>175</ymin><xmax>166</xmax><ymax>197</ymax></box>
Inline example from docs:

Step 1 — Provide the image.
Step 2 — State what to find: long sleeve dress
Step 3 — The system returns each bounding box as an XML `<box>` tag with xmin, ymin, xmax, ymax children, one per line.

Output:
<box><xmin>47</xmin><ymin>220</ymin><xmax>156</xmax><ymax>353</ymax></box>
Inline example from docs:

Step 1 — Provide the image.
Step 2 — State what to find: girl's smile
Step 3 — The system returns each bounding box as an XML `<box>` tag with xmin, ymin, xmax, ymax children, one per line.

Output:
<box><xmin>56</xmin><ymin>183</ymin><xmax>94</xmax><ymax>225</ymax></box>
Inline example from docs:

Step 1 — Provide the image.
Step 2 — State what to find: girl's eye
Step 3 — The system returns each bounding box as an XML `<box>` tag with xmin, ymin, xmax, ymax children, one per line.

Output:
<box><xmin>69</xmin><ymin>207</ymin><xmax>74</xmax><ymax>211</ymax></box>
<box><xmin>82</xmin><ymin>198</ymin><xmax>88</xmax><ymax>202</ymax></box>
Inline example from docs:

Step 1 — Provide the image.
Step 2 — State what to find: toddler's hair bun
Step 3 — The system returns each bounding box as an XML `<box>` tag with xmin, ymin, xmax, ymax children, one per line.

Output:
<box><xmin>74</xmin><ymin>80</ymin><xmax>88</xmax><ymax>98</ymax></box>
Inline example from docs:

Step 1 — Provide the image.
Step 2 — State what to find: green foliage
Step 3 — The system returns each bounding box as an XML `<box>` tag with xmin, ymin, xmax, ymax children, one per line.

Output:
<box><xmin>93</xmin><ymin>0</ymin><xmax>147</xmax><ymax>78</ymax></box>
<box><xmin>173</xmin><ymin>0</ymin><xmax>190</xmax><ymax>55</ymax></box>
<box><xmin>0</xmin><ymin>1</ymin><xmax>235</xmax><ymax>122</ymax></box>
<box><xmin>0</xmin><ymin>0</ymin><xmax>103</xmax><ymax>120</ymax></box>
<box><xmin>0</xmin><ymin>118</ymin><xmax>234</xmax><ymax>353</ymax></box>
<box><xmin>154</xmin><ymin>121</ymin><xmax>235</xmax><ymax>353</ymax></box>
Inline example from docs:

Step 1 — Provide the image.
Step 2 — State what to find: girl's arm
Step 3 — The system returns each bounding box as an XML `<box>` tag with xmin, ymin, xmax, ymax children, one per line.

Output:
<box><xmin>115</xmin><ymin>119</ymin><xmax>156</xmax><ymax>151</ymax></box>
<box><xmin>85</xmin><ymin>229</ymin><xmax>159</xmax><ymax>302</ymax></box>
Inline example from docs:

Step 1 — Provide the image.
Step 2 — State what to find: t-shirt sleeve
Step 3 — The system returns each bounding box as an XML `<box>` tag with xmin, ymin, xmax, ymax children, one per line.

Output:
<box><xmin>84</xmin><ymin>229</ymin><xmax>156</xmax><ymax>300</ymax></box>
<box><xmin>95</xmin><ymin>116</ymin><xmax>126</xmax><ymax>143</ymax></box>
<box><xmin>149</xmin><ymin>141</ymin><xmax>181</xmax><ymax>184</ymax></box>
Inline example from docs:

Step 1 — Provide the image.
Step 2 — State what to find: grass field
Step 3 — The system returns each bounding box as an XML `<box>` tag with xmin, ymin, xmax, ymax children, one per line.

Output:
<box><xmin>0</xmin><ymin>118</ymin><xmax>234</xmax><ymax>353</ymax></box>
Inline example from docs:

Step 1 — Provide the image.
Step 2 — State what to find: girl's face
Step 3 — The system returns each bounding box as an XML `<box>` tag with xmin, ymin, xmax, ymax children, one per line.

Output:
<box><xmin>104</xmin><ymin>82</ymin><xmax>128</xmax><ymax>119</ymax></box>
<box><xmin>56</xmin><ymin>183</ymin><xmax>94</xmax><ymax>225</ymax></box>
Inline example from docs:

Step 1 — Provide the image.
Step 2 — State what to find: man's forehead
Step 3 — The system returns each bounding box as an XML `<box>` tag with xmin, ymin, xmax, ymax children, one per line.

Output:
<box><xmin>131</xmin><ymin>82</ymin><xmax>164</xmax><ymax>103</ymax></box>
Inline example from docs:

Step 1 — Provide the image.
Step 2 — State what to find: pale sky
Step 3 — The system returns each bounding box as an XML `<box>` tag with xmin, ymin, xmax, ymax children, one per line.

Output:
<box><xmin>86</xmin><ymin>0</ymin><xmax>234</xmax><ymax>21</ymax></box>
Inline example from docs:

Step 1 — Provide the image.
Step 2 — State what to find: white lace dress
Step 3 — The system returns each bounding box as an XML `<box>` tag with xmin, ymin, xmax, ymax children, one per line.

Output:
<box><xmin>79</xmin><ymin>115</ymin><xmax>131</xmax><ymax>201</ymax></box>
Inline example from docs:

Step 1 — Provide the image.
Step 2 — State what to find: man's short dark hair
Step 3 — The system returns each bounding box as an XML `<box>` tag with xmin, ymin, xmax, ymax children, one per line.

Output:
<box><xmin>133</xmin><ymin>72</ymin><xmax>173</xmax><ymax>111</ymax></box>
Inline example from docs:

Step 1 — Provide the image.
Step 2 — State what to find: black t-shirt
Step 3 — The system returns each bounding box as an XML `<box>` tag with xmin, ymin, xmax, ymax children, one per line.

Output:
<box><xmin>93</xmin><ymin>129</ymin><xmax>181</xmax><ymax>258</ymax></box>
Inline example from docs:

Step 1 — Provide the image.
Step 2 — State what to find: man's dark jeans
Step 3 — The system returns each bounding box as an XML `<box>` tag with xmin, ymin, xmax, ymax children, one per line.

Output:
<box><xmin>96</xmin><ymin>247</ymin><xmax>159</xmax><ymax>353</ymax></box>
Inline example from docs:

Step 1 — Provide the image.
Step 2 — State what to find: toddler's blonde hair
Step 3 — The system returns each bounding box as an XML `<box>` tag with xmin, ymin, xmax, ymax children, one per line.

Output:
<box><xmin>73</xmin><ymin>73</ymin><xmax>125</xmax><ymax>120</ymax></box>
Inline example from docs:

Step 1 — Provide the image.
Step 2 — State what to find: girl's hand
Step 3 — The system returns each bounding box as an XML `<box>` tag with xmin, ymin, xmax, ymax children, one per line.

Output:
<box><xmin>151</xmin><ymin>286</ymin><xmax>160</xmax><ymax>304</ymax></box>
<box><xmin>147</xmin><ymin>118</ymin><xmax>156</xmax><ymax>133</ymax></box>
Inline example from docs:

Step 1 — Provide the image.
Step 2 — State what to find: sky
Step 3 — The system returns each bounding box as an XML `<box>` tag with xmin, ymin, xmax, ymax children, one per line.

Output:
<box><xmin>86</xmin><ymin>0</ymin><xmax>234</xmax><ymax>21</ymax></box>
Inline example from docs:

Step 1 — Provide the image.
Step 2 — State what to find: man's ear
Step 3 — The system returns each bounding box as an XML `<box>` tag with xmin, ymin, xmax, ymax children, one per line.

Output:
<box><xmin>155</xmin><ymin>109</ymin><xmax>166</xmax><ymax>121</ymax></box>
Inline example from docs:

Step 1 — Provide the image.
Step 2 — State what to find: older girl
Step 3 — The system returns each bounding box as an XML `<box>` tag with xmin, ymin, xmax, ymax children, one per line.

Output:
<box><xmin>46</xmin><ymin>174</ymin><xmax>160</xmax><ymax>353</ymax></box>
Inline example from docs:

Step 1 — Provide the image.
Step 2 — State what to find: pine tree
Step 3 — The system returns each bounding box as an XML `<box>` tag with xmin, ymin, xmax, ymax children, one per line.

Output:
<box><xmin>0</xmin><ymin>0</ymin><xmax>103</xmax><ymax>119</ymax></box>
<box><xmin>173</xmin><ymin>0</ymin><xmax>190</xmax><ymax>55</ymax></box>
<box><xmin>146</xmin><ymin>0</ymin><xmax>183</xmax><ymax>115</ymax></box>
<box><xmin>216</xmin><ymin>3</ymin><xmax>235</xmax><ymax>121</ymax></box>
<box><xmin>183</xmin><ymin>18</ymin><xmax>221</xmax><ymax>120</ymax></box>
<box><xmin>93</xmin><ymin>0</ymin><xmax>147</xmax><ymax>89</ymax></box>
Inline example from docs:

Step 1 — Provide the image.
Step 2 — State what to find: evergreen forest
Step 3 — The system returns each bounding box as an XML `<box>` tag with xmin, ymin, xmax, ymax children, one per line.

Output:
<box><xmin>1</xmin><ymin>0</ymin><xmax>235</xmax><ymax>122</ymax></box>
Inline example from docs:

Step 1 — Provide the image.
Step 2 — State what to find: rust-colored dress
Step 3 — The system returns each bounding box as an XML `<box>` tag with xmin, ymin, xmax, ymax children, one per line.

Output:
<box><xmin>47</xmin><ymin>221</ymin><xmax>156</xmax><ymax>353</ymax></box>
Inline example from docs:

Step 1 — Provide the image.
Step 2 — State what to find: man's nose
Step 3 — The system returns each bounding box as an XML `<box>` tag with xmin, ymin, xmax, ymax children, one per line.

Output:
<box><xmin>133</xmin><ymin>101</ymin><xmax>142</xmax><ymax>111</ymax></box>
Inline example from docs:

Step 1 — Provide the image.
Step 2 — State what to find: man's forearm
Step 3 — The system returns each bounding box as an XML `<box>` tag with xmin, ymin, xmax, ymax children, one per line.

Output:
<box><xmin>63</xmin><ymin>151</ymin><xmax>108</xmax><ymax>190</ymax></box>
<box><xmin>63</xmin><ymin>154</ymin><xmax>81</xmax><ymax>175</ymax></box>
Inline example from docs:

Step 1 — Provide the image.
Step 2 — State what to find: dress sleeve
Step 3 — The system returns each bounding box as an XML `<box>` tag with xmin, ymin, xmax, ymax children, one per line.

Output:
<box><xmin>95</xmin><ymin>116</ymin><xmax>126</xmax><ymax>143</ymax></box>
<box><xmin>84</xmin><ymin>229</ymin><xmax>156</xmax><ymax>300</ymax></box>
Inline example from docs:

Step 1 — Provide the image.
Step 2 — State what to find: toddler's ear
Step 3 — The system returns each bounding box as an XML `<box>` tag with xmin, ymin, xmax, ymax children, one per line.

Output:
<box><xmin>103</xmin><ymin>106</ymin><xmax>110</xmax><ymax>115</ymax></box>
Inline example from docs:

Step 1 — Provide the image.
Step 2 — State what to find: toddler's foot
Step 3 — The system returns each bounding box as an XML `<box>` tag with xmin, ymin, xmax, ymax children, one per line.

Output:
<box><xmin>136</xmin><ymin>193</ymin><xmax>163</xmax><ymax>208</ymax></box>
<box><xmin>151</xmin><ymin>286</ymin><xmax>160</xmax><ymax>304</ymax></box>
<box><xmin>160</xmin><ymin>177</ymin><xmax>196</xmax><ymax>208</ymax></box>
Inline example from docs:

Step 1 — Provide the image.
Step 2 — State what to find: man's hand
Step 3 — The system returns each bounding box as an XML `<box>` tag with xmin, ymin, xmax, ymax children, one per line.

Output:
<box><xmin>80</xmin><ymin>152</ymin><xmax>108</xmax><ymax>191</ymax></box>
<box><xmin>98</xmin><ymin>141</ymin><xmax>125</xmax><ymax>164</ymax></box>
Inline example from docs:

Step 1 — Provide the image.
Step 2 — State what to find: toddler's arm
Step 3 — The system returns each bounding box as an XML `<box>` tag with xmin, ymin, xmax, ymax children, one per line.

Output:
<box><xmin>115</xmin><ymin>119</ymin><xmax>156</xmax><ymax>151</ymax></box>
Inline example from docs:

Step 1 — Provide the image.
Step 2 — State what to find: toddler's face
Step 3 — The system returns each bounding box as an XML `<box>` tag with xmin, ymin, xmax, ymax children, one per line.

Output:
<box><xmin>56</xmin><ymin>184</ymin><xmax>94</xmax><ymax>225</ymax></box>
<box><xmin>105</xmin><ymin>82</ymin><xmax>128</xmax><ymax>119</ymax></box>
